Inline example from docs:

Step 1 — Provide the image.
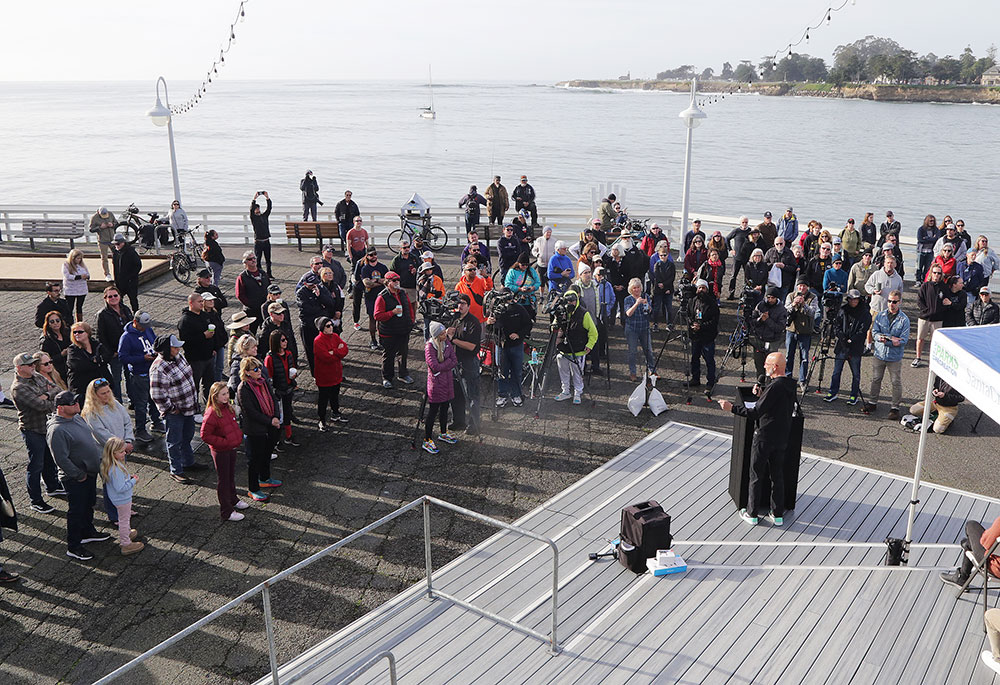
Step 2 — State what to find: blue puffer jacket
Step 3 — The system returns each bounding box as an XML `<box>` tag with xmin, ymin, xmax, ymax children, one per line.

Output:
<box><xmin>118</xmin><ymin>323</ymin><xmax>157</xmax><ymax>375</ymax></box>
<box><xmin>872</xmin><ymin>309</ymin><xmax>910</xmax><ymax>363</ymax></box>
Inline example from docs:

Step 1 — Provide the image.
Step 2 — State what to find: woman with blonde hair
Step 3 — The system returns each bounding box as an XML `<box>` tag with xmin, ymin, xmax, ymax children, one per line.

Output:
<box><xmin>32</xmin><ymin>351</ymin><xmax>67</xmax><ymax>390</ymax></box>
<box><xmin>84</xmin><ymin>376</ymin><xmax>134</xmax><ymax>527</ymax></box>
<box><xmin>421</xmin><ymin>322</ymin><xmax>458</xmax><ymax>454</ymax></box>
<box><xmin>66</xmin><ymin>322</ymin><xmax>111</xmax><ymax>402</ymax></box>
<box><xmin>62</xmin><ymin>248</ymin><xmax>90</xmax><ymax>322</ymax></box>
<box><xmin>99</xmin><ymin>437</ymin><xmax>143</xmax><ymax>555</ymax></box>
<box><xmin>237</xmin><ymin>356</ymin><xmax>281</xmax><ymax>502</ymax></box>
<box><xmin>200</xmin><ymin>381</ymin><xmax>248</xmax><ymax>520</ymax></box>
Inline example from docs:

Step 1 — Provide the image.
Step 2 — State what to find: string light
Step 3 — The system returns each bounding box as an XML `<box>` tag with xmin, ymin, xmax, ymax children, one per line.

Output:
<box><xmin>170</xmin><ymin>1</ymin><xmax>249</xmax><ymax>115</ymax></box>
<box><xmin>697</xmin><ymin>0</ymin><xmax>854</xmax><ymax>108</ymax></box>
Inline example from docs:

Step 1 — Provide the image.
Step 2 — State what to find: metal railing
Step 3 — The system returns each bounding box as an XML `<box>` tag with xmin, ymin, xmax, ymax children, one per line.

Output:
<box><xmin>92</xmin><ymin>495</ymin><xmax>559</xmax><ymax>685</ymax></box>
<box><xmin>340</xmin><ymin>650</ymin><xmax>397</xmax><ymax>685</ymax></box>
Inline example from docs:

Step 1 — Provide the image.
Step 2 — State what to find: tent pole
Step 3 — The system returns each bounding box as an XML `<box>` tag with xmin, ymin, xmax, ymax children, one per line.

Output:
<box><xmin>903</xmin><ymin>369</ymin><xmax>937</xmax><ymax>565</ymax></box>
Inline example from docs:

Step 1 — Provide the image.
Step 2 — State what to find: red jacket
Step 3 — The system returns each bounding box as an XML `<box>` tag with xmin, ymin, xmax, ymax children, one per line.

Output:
<box><xmin>313</xmin><ymin>332</ymin><xmax>348</xmax><ymax>386</ymax></box>
<box><xmin>982</xmin><ymin>516</ymin><xmax>1000</xmax><ymax>579</ymax></box>
<box><xmin>199</xmin><ymin>405</ymin><xmax>243</xmax><ymax>454</ymax></box>
<box><xmin>925</xmin><ymin>255</ymin><xmax>956</xmax><ymax>281</ymax></box>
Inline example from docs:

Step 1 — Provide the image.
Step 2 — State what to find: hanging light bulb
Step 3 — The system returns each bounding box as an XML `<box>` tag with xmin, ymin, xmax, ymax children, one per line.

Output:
<box><xmin>827</xmin><ymin>10</ymin><xmax>831</xmax><ymax>24</ymax></box>
<box><xmin>805</xmin><ymin>31</ymin><xmax>810</xmax><ymax>43</ymax></box>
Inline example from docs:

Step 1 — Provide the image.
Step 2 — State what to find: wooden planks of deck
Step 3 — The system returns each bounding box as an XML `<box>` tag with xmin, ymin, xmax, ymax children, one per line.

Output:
<box><xmin>268</xmin><ymin>422</ymin><xmax>1000</xmax><ymax>685</ymax></box>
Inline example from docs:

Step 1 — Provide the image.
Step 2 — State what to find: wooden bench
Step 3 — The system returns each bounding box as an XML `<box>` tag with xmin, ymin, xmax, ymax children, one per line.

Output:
<box><xmin>284</xmin><ymin>221</ymin><xmax>341</xmax><ymax>251</ymax></box>
<box><xmin>21</xmin><ymin>219</ymin><xmax>86</xmax><ymax>249</ymax></box>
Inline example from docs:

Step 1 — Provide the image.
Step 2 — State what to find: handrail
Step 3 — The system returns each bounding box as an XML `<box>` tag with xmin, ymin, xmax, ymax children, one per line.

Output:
<box><xmin>92</xmin><ymin>495</ymin><xmax>559</xmax><ymax>685</ymax></box>
<box><xmin>339</xmin><ymin>650</ymin><xmax>397</xmax><ymax>685</ymax></box>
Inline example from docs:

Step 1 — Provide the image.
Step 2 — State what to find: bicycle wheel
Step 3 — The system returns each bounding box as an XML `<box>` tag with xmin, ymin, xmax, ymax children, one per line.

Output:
<box><xmin>425</xmin><ymin>225</ymin><xmax>448</xmax><ymax>251</ymax></box>
<box><xmin>171</xmin><ymin>252</ymin><xmax>195</xmax><ymax>285</ymax></box>
<box><xmin>115</xmin><ymin>220</ymin><xmax>139</xmax><ymax>244</ymax></box>
<box><xmin>386</xmin><ymin>229</ymin><xmax>407</xmax><ymax>254</ymax></box>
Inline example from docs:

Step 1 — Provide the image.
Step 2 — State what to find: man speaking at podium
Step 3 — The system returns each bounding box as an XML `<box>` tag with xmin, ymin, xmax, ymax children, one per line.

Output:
<box><xmin>716</xmin><ymin>352</ymin><xmax>797</xmax><ymax>526</ymax></box>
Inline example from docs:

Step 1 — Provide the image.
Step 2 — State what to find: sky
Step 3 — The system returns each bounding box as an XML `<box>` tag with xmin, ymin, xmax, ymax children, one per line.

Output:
<box><xmin>3</xmin><ymin>1</ymin><xmax>998</xmax><ymax>83</ymax></box>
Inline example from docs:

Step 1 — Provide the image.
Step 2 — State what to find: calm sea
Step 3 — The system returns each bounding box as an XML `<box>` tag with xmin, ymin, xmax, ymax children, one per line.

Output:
<box><xmin>2</xmin><ymin>80</ymin><xmax>999</xmax><ymax>242</ymax></box>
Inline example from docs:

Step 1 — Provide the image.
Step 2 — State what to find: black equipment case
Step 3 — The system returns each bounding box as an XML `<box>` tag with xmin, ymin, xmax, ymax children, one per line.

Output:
<box><xmin>618</xmin><ymin>500</ymin><xmax>672</xmax><ymax>573</ymax></box>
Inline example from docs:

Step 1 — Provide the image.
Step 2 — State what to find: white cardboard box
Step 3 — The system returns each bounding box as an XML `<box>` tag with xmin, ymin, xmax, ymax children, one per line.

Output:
<box><xmin>647</xmin><ymin>551</ymin><xmax>687</xmax><ymax>576</ymax></box>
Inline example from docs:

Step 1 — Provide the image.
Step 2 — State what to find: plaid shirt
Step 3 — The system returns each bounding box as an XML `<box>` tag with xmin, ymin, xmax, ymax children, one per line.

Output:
<box><xmin>11</xmin><ymin>372</ymin><xmax>58</xmax><ymax>434</ymax></box>
<box><xmin>624</xmin><ymin>294</ymin><xmax>652</xmax><ymax>332</ymax></box>
<box><xmin>150</xmin><ymin>353</ymin><xmax>199</xmax><ymax>416</ymax></box>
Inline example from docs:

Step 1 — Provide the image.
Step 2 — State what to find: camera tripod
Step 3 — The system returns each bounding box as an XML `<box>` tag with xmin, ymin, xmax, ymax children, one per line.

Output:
<box><xmin>651</xmin><ymin>300</ymin><xmax>694</xmax><ymax>405</ymax></box>
<box><xmin>707</xmin><ymin>307</ymin><xmax>750</xmax><ymax>401</ymax></box>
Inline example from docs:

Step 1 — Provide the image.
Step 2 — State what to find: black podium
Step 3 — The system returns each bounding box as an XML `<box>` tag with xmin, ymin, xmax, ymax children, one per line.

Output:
<box><xmin>728</xmin><ymin>385</ymin><xmax>805</xmax><ymax>511</ymax></box>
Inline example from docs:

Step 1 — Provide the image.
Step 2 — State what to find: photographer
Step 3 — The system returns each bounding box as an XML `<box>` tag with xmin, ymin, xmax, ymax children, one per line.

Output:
<box><xmin>300</xmin><ymin>170</ymin><xmax>320</xmax><ymax>222</ymax></box>
<box><xmin>748</xmin><ymin>286</ymin><xmax>788</xmax><ymax>383</ymax></box>
<box><xmin>504</xmin><ymin>255</ymin><xmax>540</xmax><ymax>315</ymax></box>
<box><xmin>686</xmin><ymin>279</ymin><xmax>719</xmax><ymax>388</ymax></box>
<box><xmin>250</xmin><ymin>192</ymin><xmax>273</xmax><ymax>279</ymax></box>
<box><xmin>553</xmin><ymin>290</ymin><xmax>597</xmax><ymax>405</ymax></box>
<box><xmin>486</xmin><ymin>289</ymin><xmax>532</xmax><ymax>408</ymax></box>
<box><xmin>447</xmin><ymin>294</ymin><xmax>482</xmax><ymax>435</ymax></box>
<box><xmin>783</xmin><ymin>278</ymin><xmax>818</xmax><ymax>388</ymax></box>
<box><xmin>824</xmin><ymin>289</ymin><xmax>870</xmax><ymax>404</ymax></box>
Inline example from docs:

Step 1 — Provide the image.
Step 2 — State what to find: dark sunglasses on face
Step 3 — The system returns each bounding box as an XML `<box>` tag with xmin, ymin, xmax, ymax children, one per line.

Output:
<box><xmin>41</xmin><ymin>360</ymin><xmax>53</xmax><ymax>366</ymax></box>
<box><xmin>888</xmin><ymin>299</ymin><xmax>900</xmax><ymax>304</ymax></box>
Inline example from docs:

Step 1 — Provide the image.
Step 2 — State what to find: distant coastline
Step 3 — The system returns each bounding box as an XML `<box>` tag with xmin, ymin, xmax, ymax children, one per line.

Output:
<box><xmin>556</xmin><ymin>79</ymin><xmax>1000</xmax><ymax>104</ymax></box>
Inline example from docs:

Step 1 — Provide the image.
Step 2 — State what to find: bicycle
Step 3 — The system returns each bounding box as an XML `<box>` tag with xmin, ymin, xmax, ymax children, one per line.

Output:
<box><xmin>116</xmin><ymin>203</ymin><xmax>170</xmax><ymax>247</ymax></box>
<box><xmin>386</xmin><ymin>216</ymin><xmax>448</xmax><ymax>254</ymax></box>
<box><xmin>169</xmin><ymin>226</ymin><xmax>203</xmax><ymax>285</ymax></box>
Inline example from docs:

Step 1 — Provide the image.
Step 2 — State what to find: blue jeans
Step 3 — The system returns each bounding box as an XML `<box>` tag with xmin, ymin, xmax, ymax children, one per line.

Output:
<box><xmin>130</xmin><ymin>373</ymin><xmax>161</xmax><ymax>430</ymax></box>
<box><xmin>497</xmin><ymin>343</ymin><xmax>524</xmax><ymax>399</ymax></box>
<box><xmin>22</xmin><ymin>429</ymin><xmax>60</xmax><ymax>505</ymax></box>
<box><xmin>652</xmin><ymin>290</ymin><xmax>673</xmax><ymax>325</ymax></box>
<box><xmin>829</xmin><ymin>352</ymin><xmax>862</xmax><ymax>397</ymax></box>
<box><xmin>784</xmin><ymin>331</ymin><xmax>812</xmax><ymax>383</ymax></box>
<box><xmin>626</xmin><ymin>327</ymin><xmax>655</xmax><ymax>376</ymax></box>
<box><xmin>916</xmin><ymin>252</ymin><xmax>934</xmax><ymax>283</ymax></box>
<box><xmin>690</xmin><ymin>338</ymin><xmax>716</xmax><ymax>385</ymax></box>
<box><xmin>108</xmin><ymin>355</ymin><xmax>132</xmax><ymax>405</ymax></box>
<box><xmin>207</xmin><ymin>261</ymin><xmax>223</xmax><ymax>286</ymax></box>
<box><xmin>164</xmin><ymin>414</ymin><xmax>196</xmax><ymax>475</ymax></box>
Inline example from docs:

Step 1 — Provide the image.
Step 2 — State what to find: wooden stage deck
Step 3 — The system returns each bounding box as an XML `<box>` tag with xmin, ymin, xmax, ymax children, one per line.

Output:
<box><xmin>266</xmin><ymin>422</ymin><xmax>1000</xmax><ymax>685</ymax></box>
<box><xmin>0</xmin><ymin>253</ymin><xmax>170</xmax><ymax>291</ymax></box>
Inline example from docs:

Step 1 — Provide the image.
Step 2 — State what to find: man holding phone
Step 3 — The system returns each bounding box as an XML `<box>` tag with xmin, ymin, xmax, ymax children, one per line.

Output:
<box><xmin>864</xmin><ymin>290</ymin><xmax>909</xmax><ymax>419</ymax></box>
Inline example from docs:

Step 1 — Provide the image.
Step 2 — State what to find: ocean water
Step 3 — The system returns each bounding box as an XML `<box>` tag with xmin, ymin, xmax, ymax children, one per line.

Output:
<box><xmin>2</xmin><ymin>80</ymin><xmax>999</xmax><ymax>242</ymax></box>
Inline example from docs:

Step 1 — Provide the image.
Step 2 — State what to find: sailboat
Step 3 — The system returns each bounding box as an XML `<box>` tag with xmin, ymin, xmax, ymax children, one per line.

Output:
<box><xmin>419</xmin><ymin>66</ymin><xmax>436</xmax><ymax>120</ymax></box>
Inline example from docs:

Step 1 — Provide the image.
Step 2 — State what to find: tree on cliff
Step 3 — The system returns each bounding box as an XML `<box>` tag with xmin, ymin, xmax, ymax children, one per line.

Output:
<box><xmin>733</xmin><ymin>61</ymin><xmax>757</xmax><ymax>83</ymax></box>
<box><xmin>656</xmin><ymin>65</ymin><xmax>695</xmax><ymax>80</ymax></box>
<box><xmin>721</xmin><ymin>62</ymin><xmax>734</xmax><ymax>80</ymax></box>
<box><xmin>700</xmin><ymin>67</ymin><xmax>715</xmax><ymax>82</ymax></box>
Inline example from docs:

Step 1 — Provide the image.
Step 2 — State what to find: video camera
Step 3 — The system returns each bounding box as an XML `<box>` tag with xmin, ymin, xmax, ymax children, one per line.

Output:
<box><xmin>422</xmin><ymin>290</ymin><xmax>463</xmax><ymax>324</ymax></box>
<box><xmin>484</xmin><ymin>288</ymin><xmax>516</xmax><ymax>319</ymax></box>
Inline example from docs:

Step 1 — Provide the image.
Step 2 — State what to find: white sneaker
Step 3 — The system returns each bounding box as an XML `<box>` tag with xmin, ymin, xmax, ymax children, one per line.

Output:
<box><xmin>271</xmin><ymin>452</ymin><xmax>278</xmax><ymax>460</ymax></box>
<box><xmin>234</xmin><ymin>501</ymin><xmax>250</xmax><ymax>510</ymax></box>
<box><xmin>104</xmin><ymin>274</ymin><xmax>114</xmax><ymax>282</ymax></box>
<box><xmin>982</xmin><ymin>651</ymin><xmax>1000</xmax><ymax>675</ymax></box>
<box><xmin>554</xmin><ymin>392</ymin><xmax>572</xmax><ymax>402</ymax></box>
<box><xmin>227</xmin><ymin>511</ymin><xmax>245</xmax><ymax>522</ymax></box>
<box><xmin>573</xmin><ymin>395</ymin><xmax>582</xmax><ymax>405</ymax></box>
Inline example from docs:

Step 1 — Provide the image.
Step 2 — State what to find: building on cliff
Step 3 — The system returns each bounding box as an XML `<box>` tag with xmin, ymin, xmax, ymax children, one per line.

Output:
<box><xmin>981</xmin><ymin>65</ymin><xmax>1000</xmax><ymax>87</ymax></box>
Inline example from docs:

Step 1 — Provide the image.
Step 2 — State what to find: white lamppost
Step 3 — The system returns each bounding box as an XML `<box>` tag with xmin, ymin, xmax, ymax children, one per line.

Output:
<box><xmin>146</xmin><ymin>76</ymin><xmax>182</xmax><ymax>204</ymax></box>
<box><xmin>678</xmin><ymin>77</ymin><xmax>706</xmax><ymax>250</ymax></box>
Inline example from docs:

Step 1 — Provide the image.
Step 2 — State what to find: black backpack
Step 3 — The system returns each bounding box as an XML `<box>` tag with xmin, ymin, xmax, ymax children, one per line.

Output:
<box><xmin>618</xmin><ymin>501</ymin><xmax>672</xmax><ymax>574</ymax></box>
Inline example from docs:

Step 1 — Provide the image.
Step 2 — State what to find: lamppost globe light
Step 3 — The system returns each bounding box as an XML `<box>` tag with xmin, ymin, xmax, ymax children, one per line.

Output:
<box><xmin>678</xmin><ymin>77</ymin><xmax>705</xmax><ymax>252</ymax></box>
<box><xmin>678</xmin><ymin>103</ymin><xmax>706</xmax><ymax>129</ymax></box>
<box><xmin>146</xmin><ymin>97</ymin><xmax>171</xmax><ymax>127</ymax></box>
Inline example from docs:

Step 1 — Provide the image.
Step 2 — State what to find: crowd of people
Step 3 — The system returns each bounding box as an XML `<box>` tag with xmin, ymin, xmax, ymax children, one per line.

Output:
<box><xmin>1</xmin><ymin>192</ymin><xmax>998</xmax><ymax>586</ymax></box>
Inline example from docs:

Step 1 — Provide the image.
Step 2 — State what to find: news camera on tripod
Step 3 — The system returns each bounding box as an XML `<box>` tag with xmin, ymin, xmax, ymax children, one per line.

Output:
<box><xmin>484</xmin><ymin>288</ymin><xmax>533</xmax><ymax>410</ymax></box>
<box><xmin>747</xmin><ymin>286</ymin><xmax>788</xmax><ymax>383</ymax></box>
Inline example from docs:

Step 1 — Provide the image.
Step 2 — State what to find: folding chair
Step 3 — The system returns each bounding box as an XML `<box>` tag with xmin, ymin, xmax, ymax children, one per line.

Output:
<box><xmin>957</xmin><ymin>538</ymin><xmax>1000</xmax><ymax>631</ymax></box>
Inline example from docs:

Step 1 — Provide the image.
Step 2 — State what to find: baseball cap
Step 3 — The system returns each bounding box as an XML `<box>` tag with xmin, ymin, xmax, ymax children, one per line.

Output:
<box><xmin>322</xmin><ymin>243</ymin><xmax>336</xmax><ymax>252</ymax></box>
<box><xmin>267</xmin><ymin>302</ymin><xmax>285</xmax><ymax>314</ymax></box>
<box><xmin>764</xmin><ymin>211</ymin><xmax>772</xmax><ymax>218</ymax></box>
<box><xmin>882</xmin><ymin>244</ymin><xmax>894</xmax><ymax>252</ymax></box>
<box><xmin>695</xmin><ymin>279</ymin><xmax>709</xmax><ymax>290</ymax></box>
<box><xmin>200</xmin><ymin>292</ymin><xmax>216</xmax><ymax>301</ymax></box>
<box><xmin>981</xmin><ymin>286</ymin><xmax>991</xmax><ymax>294</ymax></box>
<box><xmin>592</xmin><ymin>218</ymin><xmax>601</xmax><ymax>226</ymax></box>
<box><xmin>847</xmin><ymin>289</ymin><xmax>862</xmax><ymax>299</ymax></box>
<box><xmin>421</xmin><ymin>250</ymin><xmax>434</xmax><ymax>259</ymax></box>
<box><xmin>832</xmin><ymin>236</ymin><xmax>842</xmax><ymax>244</ymax></box>
<box><xmin>113</xmin><ymin>233</ymin><xmax>126</xmax><ymax>243</ymax></box>
<box><xmin>135</xmin><ymin>311</ymin><xmax>153</xmax><ymax>325</ymax></box>
<box><xmin>167</xmin><ymin>334</ymin><xmax>184</xmax><ymax>347</ymax></box>
<box><xmin>366</xmin><ymin>246</ymin><xmax>378</xmax><ymax>255</ymax></box>
<box><xmin>196</xmin><ymin>268</ymin><xmax>211</xmax><ymax>278</ymax></box>
<box><xmin>302</xmin><ymin>273</ymin><xmax>320</xmax><ymax>285</ymax></box>
<box><xmin>384</xmin><ymin>271</ymin><xmax>400</xmax><ymax>281</ymax></box>
<box><xmin>55</xmin><ymin>390</ymin><xmax>81</xmax><ymax>406</ymax></box>
<box><xmin>578</xmin><ymin>264</ymin><xmax>592</xmax><ymax>274</ymax></box>
<box><xmin>786</xmin><ymin>207</ymin><xmax>793</xmax><ymax>212</ymax></box>
<box><xmin>14</xmin><ymin>352</ymin><xmax>35</xmax><ymax>366</ymax></box>
<box><xmin>267</xmin><ymin>284</ymin><xmax>282</xmax><ymax>294</ymax></box>
<box><xmin>418</xmin><ymin>262</ymin><xmax>434</xmax><ymax>273</ymax></box>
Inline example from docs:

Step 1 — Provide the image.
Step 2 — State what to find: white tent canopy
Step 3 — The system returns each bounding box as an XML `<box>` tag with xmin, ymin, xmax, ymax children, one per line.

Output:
<box><xmin>904</xmin><ymin>323</ymin><xmax>1000</xmax><ymax>555</ymax></box>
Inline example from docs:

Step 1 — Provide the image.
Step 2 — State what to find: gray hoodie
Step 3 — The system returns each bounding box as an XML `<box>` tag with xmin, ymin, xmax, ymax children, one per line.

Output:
<box><xmin>46</xmin><ymin>414</ymin><xmax>102</xmax><ymax>481</ymax></box>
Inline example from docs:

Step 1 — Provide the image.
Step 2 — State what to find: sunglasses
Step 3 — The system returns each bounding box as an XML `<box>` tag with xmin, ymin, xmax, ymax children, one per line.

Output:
<box><xmin>106</xmin><ymin>293</ymin><xmax>120</xmax><ymax>298</ymax></box>
<box><xmin>94</xmin><ymin>378</ymin><xmax>110</xmax><ymax>388</ymax></box>
<box><xmin>250</xmin><ymin>366</ymin><xmax>261</xmax><ymax>372</ymax></box>
<box><xmin>40</xmin><ymin>360</ymin><xmax>53</xmax><ymax>366</ymax></box>
<box><xmin>323</xmin><ymin>322</ymin><xmax>334</xmax><ymax>328</ymax></box>
<box><xmin>73</xmin><ymin>330</ymin><xmax>87</xmax><ymax>336</ymax></box>
<box><xmin>888</xmin><ymin>299</ymin><xmax>901</xmax><ymax>304</ymax></box>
